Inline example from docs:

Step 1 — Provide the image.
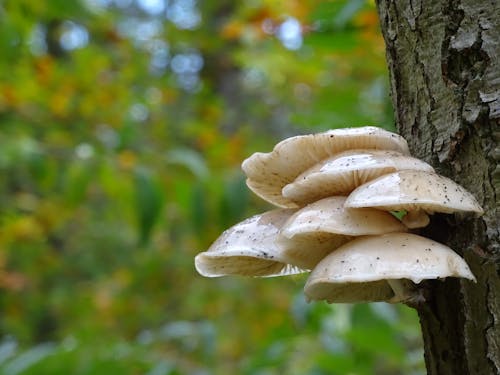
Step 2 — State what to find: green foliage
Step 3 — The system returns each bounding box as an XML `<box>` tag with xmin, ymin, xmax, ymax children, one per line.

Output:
<box><xmin>0</xmin><ymin>0</ymin><xmax>424</xmax><ymax>373</ymax></box>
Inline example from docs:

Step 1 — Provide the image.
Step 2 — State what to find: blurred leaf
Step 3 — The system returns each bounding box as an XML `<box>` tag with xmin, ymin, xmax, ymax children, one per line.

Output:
<box><xmin>64</xmin><ymin>160</ymin><xmax>93</xmax><ymax>205</ymax></box>
<box><xmin>333</xmin><ymin>0</ymin><xmax>367</xmax><ymax>30</ymax></box>
<box><xmin>0</xmin><ymin>338</ymin><xmax>18</xmax><ymax>365</ymax></box>
<box><xmin>134</xmin><ymin>167</ymin><xmax>165</xmax><ymax>246</ymax></box>
<box><xmin>3</xmin><ymin>343</ymin><xmax>55</xmax><ymax>375</ymax></box>
<box><xmin>166</xmin><ymin>148</ymin><xmax>209</xmax><ymax>181</ymax></box>
<box><xmin>190</xmin><ymin>181</ymin><xmax>208</xmax><ymax>234</ymax></box>
<box><xmin>347</xmin><ymin>304</ymin><xmax>405</xmax><ymax>359</ymax></box>
<box><xmin>218</xmin><ymin>173</ymin><xmax>248</xmax><ymax>228</ymax></box>
<box><xmin>305</xmin><ymin>30</ymin><xmax>359</xmax><ymax>52</ymax></box>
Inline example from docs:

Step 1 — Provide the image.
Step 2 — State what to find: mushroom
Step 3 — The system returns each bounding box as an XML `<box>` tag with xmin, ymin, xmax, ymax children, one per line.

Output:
<box><xmin>276</xmin><ymin>196</ymin><xmax>407</xmax><ymax>270</ymax></box>
<box><xmin>304</xmin><ymin>233</ymin><xmax>476</xmax><ymax>304</ymax></box>
<box><xmin>282</xmin><ymin>149</ymin><xmax>434</xmax><ymax>205</ymax></box>
<box><xmin>344</xmin><ymin>170</ymin><xmax>484</xmax><ymax>228</ymax></box>
<box><xmin>195</xmin><ymin>127</ymin><xmax>482</xmax><ymax>308</ymax></box>
<box><xmin>242</xmin><ymin>126</ymin><xmax>410</xmax><ymax>208</ymax></box>
<box><xmin>194</xmin><ymin>209</ymin><xmax>306</xmax><ymax>277</ymax></box>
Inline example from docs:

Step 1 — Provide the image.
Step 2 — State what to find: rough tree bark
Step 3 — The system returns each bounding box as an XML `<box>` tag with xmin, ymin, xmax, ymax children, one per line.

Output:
<box><xmin>375</xmin><ymin>1</ymin><xmax>499</xmax><ymax>374</ymax></box>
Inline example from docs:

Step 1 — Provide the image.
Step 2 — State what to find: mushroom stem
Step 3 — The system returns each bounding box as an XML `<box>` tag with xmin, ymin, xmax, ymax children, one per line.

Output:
<box><xmin>387</xmin><ymin>279</ymin><xmax>424</xmax><ymax>305</ymax></box>
<box><xmin>401</xmin><ymin>210</ymin><xmax>430</xmax><ymax>228</ymax></box>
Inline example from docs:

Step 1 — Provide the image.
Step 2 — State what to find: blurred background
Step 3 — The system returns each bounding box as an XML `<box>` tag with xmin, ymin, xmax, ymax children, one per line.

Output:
<box><xmin>0</xmin><ymin>0</ymin><xmax>424</xmax><ymax>374</ymax></box>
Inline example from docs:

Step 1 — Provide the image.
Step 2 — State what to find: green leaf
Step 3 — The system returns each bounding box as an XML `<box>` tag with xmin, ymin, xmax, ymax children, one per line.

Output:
<box><xmin>190</xmin><ymin>181</ymin><xmax>207</xmax><ymax>234</ymax></box>
<box><xmin>133</xmin><ymin>167</ymin><xmax>165</xmax><ymax>246</ymax></box>
<box><xmin>166</xmin><ymin>148</ymin><xmax>209</xmax><ymax>181</ymax></box>
<box><xmin>218</xmin><ymin>173</ymin><xmax>248</xmax><ymax>228</ymax></box>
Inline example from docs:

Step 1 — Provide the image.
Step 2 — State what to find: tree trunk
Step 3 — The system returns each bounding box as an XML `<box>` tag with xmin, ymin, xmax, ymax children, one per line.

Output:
<box><xmin>375</xmin><ymin>0</ymin><xmax>499</xmax><ymax>374</ymax></box>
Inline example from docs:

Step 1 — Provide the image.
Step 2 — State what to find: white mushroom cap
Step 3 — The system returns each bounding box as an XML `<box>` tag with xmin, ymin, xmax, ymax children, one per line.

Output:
<box><xmin>276</xmin><ymin>196</ymin><xmax>407</xmax><ymax>270</ymax></box>
<box><xmin>345</xmin><ymin>170</ymin><xmax>484</xmax><ymax>222</ymax></box>
<box><xmin>304</xmin><ymin>233</ymin><xmax>476</xmax><ymax>304</ymax></box>
<box><xmin>194</xmin><ymin>209</ymin><xmax>305</xmax><ymax>277</ymax></box>
<box><xmin>282</xmin><ymin>149</ymin><xmax>434</xmax><ymax>205</ymax></box>
<box><xmin>242</xmin><ymin>127</ymin><xmax>410</xmax><ymax>208</ymax></box>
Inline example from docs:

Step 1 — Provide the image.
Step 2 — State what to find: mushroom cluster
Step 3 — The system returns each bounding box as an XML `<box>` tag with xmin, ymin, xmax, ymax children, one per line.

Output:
<box><xmin>195</xmin><ymin>127</ymin><xmax>483</xmax><ymax>304</ymax></box>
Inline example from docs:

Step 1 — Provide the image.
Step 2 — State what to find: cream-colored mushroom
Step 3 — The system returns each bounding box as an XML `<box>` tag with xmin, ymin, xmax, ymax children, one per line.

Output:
<box><xmin>304</xmin><ymin>233</ymin><xmax>476</xmax><ymax>304</ymax></box>
<box><xmin>344</xmin><ymin>170</ymin><xmax>484</xmax><ymax>228</ymax></box>
<box><xmin>242</xmin><ymin>126</ymin><xmax>410</xmax><ymax>208</ymax></box>
<box><xmin>282</xmin><ymin>149</ymin><xmax>434</xmax><ymax>205</ymax></box>
<box><xmin>194</xmin><ymin>209</ymin><xmax>306</xmax><ymax>277</ymax></box>
<box><xmin>276</xmin><ymin>196</ymin><xmax>407</xmax><ymax>270</ymax></box>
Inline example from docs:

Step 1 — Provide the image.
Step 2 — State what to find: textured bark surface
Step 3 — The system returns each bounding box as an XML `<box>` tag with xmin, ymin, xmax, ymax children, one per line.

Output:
<box><xmin>376</xmin><ymin>0</ymin><xmax>499</xmax><ymax>374</ymax></box>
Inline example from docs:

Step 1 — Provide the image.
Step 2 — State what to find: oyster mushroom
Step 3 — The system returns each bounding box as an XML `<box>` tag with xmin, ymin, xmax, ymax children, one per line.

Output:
<box><xmin>282</xmin><ymin>149</ymin><xmax>434</xmax><ymax>205</ymax></box>
<box><xmin>242</xmin><ymin>126</ymin><xmax>410</xmax><ymax>208</ymax></box>
<box><xmin>276</xmin><ymin>196</ymin><xmax>407</xmax><ymax>270</ymax></box>
<box><xmin>344</xmin><ymin>170</ymin><xmax>484</xmax><ymax>228</ymax></box>
<box><xmin>194</xmin><ymin>209</ymin><xmax>306</xmax><ymax>277</ymax></box>
<box><xmin>304</xmin><ymin>233</ymin><xmax>476</xmax><ymax>304</ymax></box>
